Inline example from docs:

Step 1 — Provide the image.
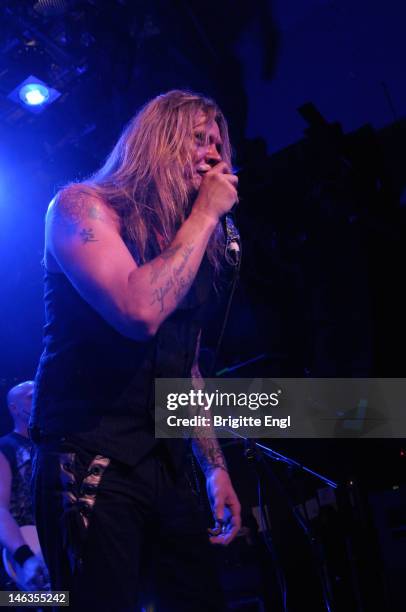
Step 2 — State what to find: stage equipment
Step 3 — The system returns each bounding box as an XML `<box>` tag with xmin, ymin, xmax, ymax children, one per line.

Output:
<box><xmin>7</xmin><ymin>76</ymin><xmax>61</xmax><ymax>114</ymax></box>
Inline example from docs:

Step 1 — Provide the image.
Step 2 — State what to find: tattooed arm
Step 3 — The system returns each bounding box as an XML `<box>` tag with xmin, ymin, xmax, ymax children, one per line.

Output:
<box><xmin>190</xmin><ymin>331</ymin><xmax>228</xmax><ymax>475</ymax></box>
<box><xmin>190</xmin><ymin>332</ymin><xmax>241</xmax><ymax>545</ymax></box>
<box><xmin>46</xmin><ymin>162</ymin><xmax>236</xmax><ymax>340</ymax></box>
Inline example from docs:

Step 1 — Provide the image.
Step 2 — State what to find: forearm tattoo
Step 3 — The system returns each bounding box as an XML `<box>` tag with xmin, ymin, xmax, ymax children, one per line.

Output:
<box><xmin>149</xmin><ymin>245</ymin><xmax>182</xmax><ymax>283</ymax></box>
<box><xmin>192</xmin><ymin>438</ymin><xmax>228</xmax><ymax>477</ymax></box>
<box><xmin>149</xmin><ymin>242</ymin><xmax>195</xmax><ymax>313</ymax></box>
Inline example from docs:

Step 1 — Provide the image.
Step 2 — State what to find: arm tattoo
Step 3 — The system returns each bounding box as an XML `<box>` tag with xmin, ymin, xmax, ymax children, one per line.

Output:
<box><xmin>149</xmin><ymin>243</ymin><xmax>195</xmax><ymax>313</ymax></box>
<box><xmin>173</xmin><ymin>243</ymin><xmax>194</xmax><ymax>277</ymax></box>
<box><xmin>173</xmin><ymin>269</ymin><xmax>194</xmax><ymax>300</ymax></box>
<box><xmin>79</xmin><ymin>228</ymin><xmax>98</xmax><ymax>244</ymax></box>
<box><xmin>53</xmin><ymin>190</ymin><xmax>106</xmax><ymax>237</ymax></box>
<box><xmin>149</xmin><ymin>245</ymin><xmax>181</xmax><ymax>283</ymax></box>
<box><xmin>150</xmin><ymin>277</ymin><xmax>174</xmax><ymax>312</ymax></box>
<box><xmin>190</xmin><ymin>332</ymin><xmax>227</xmax><ymax>477</ymax></box>
<box><xmin>88</xmin><ymin>205</ymin><xmax>105</xmax><ymax>220</ymax></box>
<box><xmin>192</xmin><ymin>438</ymin><xmax>228</xmax><ymax>477</ymax></box>
<box><xmin>191</xmin><ymin>330</ymin><xmax>202</xmax><ymax>383</ymax></box>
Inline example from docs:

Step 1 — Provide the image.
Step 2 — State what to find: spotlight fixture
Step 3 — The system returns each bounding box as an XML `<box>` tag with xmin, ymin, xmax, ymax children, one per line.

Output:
<box><xmin>33</xmin><ymin>0</ymin><xmax>77</xmax><ymax>17</ymax></box>
<box><xmin>8</xmin><ymin>76</ymin><xmax>61</xmax><ymax>114</ymax></box>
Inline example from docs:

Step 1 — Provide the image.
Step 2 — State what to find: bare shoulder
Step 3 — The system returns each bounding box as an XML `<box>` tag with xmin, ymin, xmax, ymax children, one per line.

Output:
<box><xmin>47</xmin><ymin>184</ymin><xmax>119</xmax><ymax>231</ymax></box>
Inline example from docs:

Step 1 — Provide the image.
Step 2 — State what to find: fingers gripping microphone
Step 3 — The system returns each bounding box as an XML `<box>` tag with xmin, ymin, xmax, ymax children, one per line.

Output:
<box><xmin>222</xmin><ymin>213</ymin><xmax>241</xmax><ymax>266</ymax></box>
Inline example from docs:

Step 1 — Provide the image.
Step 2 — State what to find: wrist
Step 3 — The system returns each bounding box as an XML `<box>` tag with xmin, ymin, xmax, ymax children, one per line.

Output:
<box><xmin>205</xmin><ymin>464</ymin><xmax>229</xmax><ymax>478</ymax></box>
<box><xmin>13</xmin><ymin>544</ymin><xmax>35</xmax><ymax>567</ymax></box>
<box><xmin>192</xmin><ymin>439</ymin><xmax>229</xmax><ymax>477</ymax></box>
<box><xmin>189</xmin><ymin>205</ymin><xmax>219</xmax><ymax>231</ymax></box>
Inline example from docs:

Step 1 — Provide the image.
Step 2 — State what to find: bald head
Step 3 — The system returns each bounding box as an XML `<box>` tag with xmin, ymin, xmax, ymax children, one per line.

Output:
<box><xmin>6</xmin><ymin>381</ymin><xmax>34</xmax><ymax>432</ymax></box>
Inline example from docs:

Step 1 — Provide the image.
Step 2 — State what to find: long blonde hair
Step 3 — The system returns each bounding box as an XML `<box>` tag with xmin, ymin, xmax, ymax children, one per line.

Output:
<box><xmin>67</xmin><ymin>90</ymin><xmax>232</xmax><ymax>270</ymax></box>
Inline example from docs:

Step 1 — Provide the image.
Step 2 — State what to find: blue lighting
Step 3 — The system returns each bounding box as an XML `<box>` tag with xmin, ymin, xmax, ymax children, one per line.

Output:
<box><xmin>19</xmin><ymin>83</ymin><xmax>50</xmax><ymax>107</ymax></box>
<box><xmin>7</xmin><ymin>75</ymin><xmax>61</xmax><ymax>114</ymax></box>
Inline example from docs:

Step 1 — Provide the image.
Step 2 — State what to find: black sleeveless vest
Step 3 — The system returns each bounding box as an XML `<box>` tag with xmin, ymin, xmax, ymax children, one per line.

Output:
<box><xmin>31</xmin><ymin>258</ymin><xmax>212</xmax><ymax>467</ymax></box>
<box><xmin>0</xmin><ymin>433</ymin><xmax>34</xmax><ymax>526</ymax></box>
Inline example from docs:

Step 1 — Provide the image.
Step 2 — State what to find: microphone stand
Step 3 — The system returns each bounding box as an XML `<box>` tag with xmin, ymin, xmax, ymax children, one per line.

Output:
<box><xmin>208</xmin><ymin>229</ymin><xmax>336</xmax><ymax>609</ymax></box>
<box><xmin>224</xmin><ymin>430</ymin><xmax>338</xmax><ymax>612</ymax></box>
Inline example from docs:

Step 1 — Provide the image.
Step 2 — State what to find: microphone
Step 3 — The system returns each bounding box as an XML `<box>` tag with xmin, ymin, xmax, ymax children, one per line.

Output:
<box><xmin>222</xmin><ymin>212</ymin><xmax>241</xmax><ymax>266</ymax></box>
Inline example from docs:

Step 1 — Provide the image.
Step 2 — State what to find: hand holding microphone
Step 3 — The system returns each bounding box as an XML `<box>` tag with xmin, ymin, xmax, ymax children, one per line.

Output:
<box><xmin>193</xmin><ymin>162</ymin><xmax>241</xmax><ymax>264</ymax></box>
<box><xmin>193</xmin><ymin>161</ymin><xmax>238</xmax><ymax>224</ymax></box>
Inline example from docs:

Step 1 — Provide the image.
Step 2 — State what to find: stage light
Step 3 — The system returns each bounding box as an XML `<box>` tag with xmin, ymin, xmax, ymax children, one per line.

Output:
<box><xmin>8</xmin><ymin>76</ymin><xmax>61</xmax><ymax>114</ymax></box>
<box><xmin>19</xmin><ymin>83</ymin><xmax>49</xmax><ymax>107</ymax></box>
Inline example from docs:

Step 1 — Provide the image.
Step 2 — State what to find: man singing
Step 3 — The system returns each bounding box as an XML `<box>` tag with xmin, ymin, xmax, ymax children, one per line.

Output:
<box><xmin>31</xmin><ymin>90</ymin><xmax>241</xmax><ymax>611</ymax></box>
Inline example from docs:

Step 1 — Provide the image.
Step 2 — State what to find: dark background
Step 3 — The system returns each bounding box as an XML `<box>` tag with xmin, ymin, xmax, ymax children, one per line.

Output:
<box><xmin>0</xmin><ymin>1</ymin><xmax>405</xmax><ymax>610</ymax></box>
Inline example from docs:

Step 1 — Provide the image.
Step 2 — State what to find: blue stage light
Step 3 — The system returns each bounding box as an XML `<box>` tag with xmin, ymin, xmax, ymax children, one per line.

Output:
<box><xmin>19</xmin><ymin>83</ymin><xmax>50</xmax><ymax>107</ymax></box>
<box><xmin>8</xmin><ymin>76</ymin><xmax>61</xmax><ymax>114</ymax></box>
